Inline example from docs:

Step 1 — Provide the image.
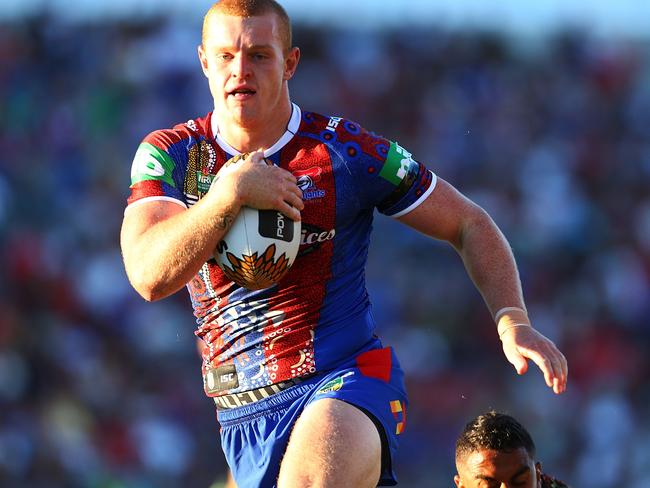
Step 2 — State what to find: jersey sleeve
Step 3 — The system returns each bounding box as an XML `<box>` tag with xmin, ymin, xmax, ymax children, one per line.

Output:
<box><xmin>126</xmin><ymin>129</ymin><xmax>189</xmax><ymax>211</ymax></box>
<box><xmin>346</xmin><ymin>121</ymin><xmax>437</xmax><ymax>217</ymax></box>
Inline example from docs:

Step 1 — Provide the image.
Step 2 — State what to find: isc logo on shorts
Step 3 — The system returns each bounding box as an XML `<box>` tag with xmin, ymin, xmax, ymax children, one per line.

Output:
<box><xmin>204</xmin><ymin>364</ymin><xmax>239</xmax><ymax>393</ymax></box>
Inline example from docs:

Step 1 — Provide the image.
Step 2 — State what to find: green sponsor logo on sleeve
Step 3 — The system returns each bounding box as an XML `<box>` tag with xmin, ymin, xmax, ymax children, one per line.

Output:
<box><xmin>379</xmin><ymin>142</ymin><xmax>414</xmax><ymax>186</ymax></box>
<box><xmin>130</xmin><ymin>142</ymin><xmax>177</xmax><ymax>187</ymax></box>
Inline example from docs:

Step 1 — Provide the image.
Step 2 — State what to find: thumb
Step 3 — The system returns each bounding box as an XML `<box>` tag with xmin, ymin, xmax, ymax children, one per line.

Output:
<box><xmin>247</xmin><ymin>151</ymin><xmax>264</xmax><ymax>164</ymax></box>
<box><xmin>503</xmin><ymin>344</ymin><xmax>529</xmax><ymax>375</ymax></box>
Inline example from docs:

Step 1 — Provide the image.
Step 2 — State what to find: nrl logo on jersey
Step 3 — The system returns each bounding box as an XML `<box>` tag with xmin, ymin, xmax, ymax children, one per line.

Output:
<box><xmin>295</xmin><ymin>167</ymin><xmax>326</xmax><ymax>200</ymax></box>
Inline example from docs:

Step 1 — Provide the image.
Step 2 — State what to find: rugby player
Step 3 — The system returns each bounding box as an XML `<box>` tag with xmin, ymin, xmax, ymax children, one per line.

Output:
<box><xmin>455</xmin><ymin>411</ymin><xmax>570</xmax><ymax>488</ymax></box>
<box><xmin>120</xmin><ymin>1</ymin><xmax>568</xmax><ymax>486</ymax></box>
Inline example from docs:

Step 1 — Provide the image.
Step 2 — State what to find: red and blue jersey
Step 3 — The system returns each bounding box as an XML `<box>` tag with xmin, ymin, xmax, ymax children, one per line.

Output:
<box><xmin>127</xmin><ymin>104</ymin><xmax>437</xmax><ymax>397</ymax></box>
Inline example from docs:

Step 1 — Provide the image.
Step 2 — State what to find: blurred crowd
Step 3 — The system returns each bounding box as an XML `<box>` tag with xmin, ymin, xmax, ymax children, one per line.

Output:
<box><xmin>1</xmin><ymin>13</ymin><xmax>649</xmax><ymax>488</ymax></box>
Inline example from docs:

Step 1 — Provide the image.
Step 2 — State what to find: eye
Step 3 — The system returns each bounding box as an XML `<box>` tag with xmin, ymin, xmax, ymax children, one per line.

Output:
<box><xmin>217</xmin><ymin>53</ymin><xmax>233</xmax><ymax>61</ymax></box>
<box><xmin>477</xmin><ymin>481</ymin><xmax>497</xmax><ymax>488</ymax></box>
<box><xmin>512</xmin><ymin>475</ymin><xmax>530</xmax><ymax>486</ymax></box>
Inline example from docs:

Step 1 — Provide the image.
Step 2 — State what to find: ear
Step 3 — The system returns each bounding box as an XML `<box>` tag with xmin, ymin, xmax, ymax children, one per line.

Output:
<box><xmin>535</xmin><ymin>462</ymin><xmax>542</xmax><ymax>487</ymax></box>
<box><xmin>454</xmin><ymin>474</ymin><xmax>463</xmax><ymax>488</ymax></box>
<box><xmin>283</xmin><ymin>47</ymin><xmax>300</xmax><ymax>81</ymax></box>
<box><xmin>198</xmin><ymin>44</ymin><xmax>210</xmax><ymax>78</ymax></box>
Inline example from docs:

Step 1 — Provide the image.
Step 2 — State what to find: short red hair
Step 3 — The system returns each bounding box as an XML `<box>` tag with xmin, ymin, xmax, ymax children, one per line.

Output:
<box><xmin>202</xmin><ymin>0</ymin><xmax>292</xmax><ymax>51</ymax></box>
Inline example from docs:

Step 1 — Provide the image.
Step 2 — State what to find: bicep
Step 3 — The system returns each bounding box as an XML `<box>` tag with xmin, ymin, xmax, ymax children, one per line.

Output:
<box><xmin>120</xmin><ymin>200</ymin><xmax>186</xmax><ymax>254</ymax></box>
<box><xmin>396</xmin><ymin>177</ymin><xmax>484</xmax><ymax>247</ymax></box>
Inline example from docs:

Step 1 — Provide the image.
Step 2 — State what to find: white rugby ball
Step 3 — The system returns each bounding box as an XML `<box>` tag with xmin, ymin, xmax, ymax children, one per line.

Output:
<box><xmin>211</xmin><ymin>153</ymin><xmax>301</xmax><ymax>290</ymax></box>
<box><xmin>214</xmin><ymin>207</ymin><xmax>300</xmax><ymax>290</ymax></box>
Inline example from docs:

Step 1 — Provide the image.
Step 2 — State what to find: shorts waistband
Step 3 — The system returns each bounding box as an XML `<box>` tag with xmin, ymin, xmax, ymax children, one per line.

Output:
<box><xmin>214</xmin><ymin>376</ymin><xmax>308</xmax><ymax>411</ymax></box>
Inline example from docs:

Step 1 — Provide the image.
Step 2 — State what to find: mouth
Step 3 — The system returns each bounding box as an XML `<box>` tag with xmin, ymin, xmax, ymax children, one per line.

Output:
<box><xmin>228</xmin><ymin>88</ymin><xmax>256</xmax><ymax>100</ymax></box>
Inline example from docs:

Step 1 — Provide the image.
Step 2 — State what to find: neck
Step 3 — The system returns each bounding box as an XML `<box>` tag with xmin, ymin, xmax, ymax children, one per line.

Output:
<box><xmin>215</xmin><ymin>99</ymin><xmax>293</xmax><ymax>154</ymax></box>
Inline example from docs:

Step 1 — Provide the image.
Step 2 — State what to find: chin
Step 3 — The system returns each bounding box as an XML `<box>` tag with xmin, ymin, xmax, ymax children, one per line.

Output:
<box><xmin>229</xmin><ymin>105</ymin><xmax>261</xmax><ymax>127</ymax></box>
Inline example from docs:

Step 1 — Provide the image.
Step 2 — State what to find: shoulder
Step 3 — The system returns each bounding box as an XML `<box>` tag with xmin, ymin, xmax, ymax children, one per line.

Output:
<box><xmin>299</xmin><ymin>110</ymin><xmax>390</xmax><ymax>162</ymax></box>
<box><xmin>141</xmin><ymin>114</ymin><xmax>211</xmax><ymax>151</ymax></box>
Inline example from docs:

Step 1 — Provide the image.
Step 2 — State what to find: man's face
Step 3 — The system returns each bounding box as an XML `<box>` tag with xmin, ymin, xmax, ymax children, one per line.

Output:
<box><xmin>454</xmin><ymin>448</ymin><xmax>542</xmax><ymax>488</ymax></box>
<box><xmin>198</xmin><ymin>11</ymin><xmax>299</xmax><ymax>130</ymax></box>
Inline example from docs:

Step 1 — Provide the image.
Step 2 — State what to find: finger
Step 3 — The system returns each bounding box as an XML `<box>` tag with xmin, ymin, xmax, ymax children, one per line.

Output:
<box><xmin>287</xmin><ymin>185</ymin><xmax>305</xmax><ymax>210</ymax></box>
<box><xmin>523</xmin><ymin>348</ymin><xmax>556</xmax><ymax>388</ymax></box>
<box><xmin>281</xmin><ymin>185</ymin><xmax>304</xmax><ymax>209</ymax></box>
<box><xmin>277</xmin><ymin>168</ymin><xmax>297</xmax><ymax>184</ymax></box>
<box><xmin>544</xmin><ymin>341</ymin><xmax>566</xmax><ymax>387</ymax></box>
<box><xmin>279</xmin><ymin>202</ymin><xmax>301</xmax><ymax>222</ymax></box>
<box><xmin>549</xmin><ymin>349</ymin><xmax>566</xmax><ymax>392</ymax></box>
<box><xmin>552</xmin><ymin>377</ymin><xmax>559</xmax><ymax>394</ymax></box>
<box><xmin>555</xmin><ymin>350</ymin><xmax>568</xmax><ymax>393</ymax></box>
<box><xmin>286</xmin><ymin>193</ymin><xmax>304</xmax><ymax>212</ymax></box>
<box><xmin>503</xmin><ymin>343</ymin><xmax>529</xmax><ymax>375</ymax></box>
<box><xmin>248</xmin><ymin>151</ymin><xmax>265</xmax><ymax>164</ymax></box>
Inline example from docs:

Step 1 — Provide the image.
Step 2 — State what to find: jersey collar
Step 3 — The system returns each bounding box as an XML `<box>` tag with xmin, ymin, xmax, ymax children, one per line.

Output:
<box><xmin>211</xmin><ymin>103</ymin><xmax>301</xmax><ymax>158</ymax></box>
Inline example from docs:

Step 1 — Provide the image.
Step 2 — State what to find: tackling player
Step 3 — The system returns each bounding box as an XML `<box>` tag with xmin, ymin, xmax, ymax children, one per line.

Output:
<box><xmin>120</xmin><ymin>1</ymin><xmax>568</xmax><ymax>486</ymax></box>
<box><xmin>455</xmin><ymin>411</ymin><xmax>570</xmax><ymax>488</ymax></box>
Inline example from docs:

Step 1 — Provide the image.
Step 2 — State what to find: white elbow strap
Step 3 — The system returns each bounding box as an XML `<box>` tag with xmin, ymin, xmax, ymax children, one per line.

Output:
<box><xmin>495</xmin><ymin>306</ymin><xmax>531</xmax><ymax>339</ymax></box>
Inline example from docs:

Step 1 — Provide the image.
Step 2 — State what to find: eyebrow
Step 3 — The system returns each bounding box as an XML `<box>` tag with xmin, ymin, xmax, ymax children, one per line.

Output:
<box><xmin>475</xmin><ymin>466</ymin><xmax>530</xmax><ymax>481</ymax></box>
<box><xmin>214</xmin><ymin>43</ymin><xmax>275</xmax><ymax>51</ymax></box>
<box><xmin>510</xmin><ymin>466</ymin><xmax>531</xmax><ymax>480</ymax></box>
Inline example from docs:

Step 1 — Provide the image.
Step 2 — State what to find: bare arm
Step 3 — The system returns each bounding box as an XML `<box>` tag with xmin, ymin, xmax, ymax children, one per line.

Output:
<box><xmin>120</xmin><ymin>152</ymin><xmax>304</xmax><ymax>301</ymax></box>
<box><xmin>399</xmin><ymin>179</ymin><xmax>524</xmax><ymax>315</ymax></box>
<box><xmin>398</xmin><ymin>178</ymin><xmax>567</xmax><ymax>393</ymax></box>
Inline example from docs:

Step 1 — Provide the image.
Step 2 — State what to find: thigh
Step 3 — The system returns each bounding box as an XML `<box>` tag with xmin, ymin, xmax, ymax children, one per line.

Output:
<box><xmin>278</xmin><ymin>347</ymin><xmax>408</xmax><ymax>487</ymax></box>
<box><xmin>277</xmin><ymin>397</ymin><xmax>382</xmax><ymax>488</ymax></box>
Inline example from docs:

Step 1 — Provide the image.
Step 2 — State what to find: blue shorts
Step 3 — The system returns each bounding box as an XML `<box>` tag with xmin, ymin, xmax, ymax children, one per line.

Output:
<box><xmin>217</xmin><ymin>347</ymin><xmax>408</xmax><ymax>488</ymax></box>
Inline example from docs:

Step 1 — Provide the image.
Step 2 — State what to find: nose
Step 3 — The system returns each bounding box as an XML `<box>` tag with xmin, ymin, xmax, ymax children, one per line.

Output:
<box><xmin>232</xmin><ymin>53</ymin><xmax>251</xmax><ymax>79</ymax></box>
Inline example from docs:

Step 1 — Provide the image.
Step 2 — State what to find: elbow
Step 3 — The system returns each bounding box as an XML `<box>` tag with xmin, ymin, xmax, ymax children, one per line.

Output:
<box><xmin>456</xmin><ymin>204</ymin><xmax>497</xmax><ymax>250</ymax></box>
<box><xmin>136</xmin><ymin>285</ymin><xmax>164</xmax><ymax>303</ymax></box>
<box><xmin>126</xmin><ymin>270</ymin><xmax>169</xmax><ymax>302</ymax></box>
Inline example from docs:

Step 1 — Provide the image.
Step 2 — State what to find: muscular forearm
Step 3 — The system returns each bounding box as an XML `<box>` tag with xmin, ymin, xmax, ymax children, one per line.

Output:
<box><xmin>121</xmin><ymin>193</ymin><xmax>240</xmax><ymax>301</ymax></box>
<box><xmin>454</xmin><ymin>208</ymin><xmax>526</xmax><ymax>318</ymax></box>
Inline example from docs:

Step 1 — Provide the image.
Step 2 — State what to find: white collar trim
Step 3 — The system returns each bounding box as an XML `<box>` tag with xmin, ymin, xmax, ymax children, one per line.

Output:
<box><xmin>211</xmin><ymin>103</ymin><xmax>301</xmax><ymax>158</ymax></box>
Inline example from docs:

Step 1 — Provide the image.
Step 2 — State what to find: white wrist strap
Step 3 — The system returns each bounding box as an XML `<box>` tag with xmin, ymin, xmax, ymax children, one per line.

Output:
<box><xmin>494</xmin><ymin>306</ymin><xmax>531</xmax><ymax>339</ymax></box>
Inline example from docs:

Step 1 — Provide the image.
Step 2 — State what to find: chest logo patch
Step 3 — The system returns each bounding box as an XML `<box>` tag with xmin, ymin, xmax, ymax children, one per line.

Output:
<box><xmin>296</xmin><ymin>167</ymin><xmax>326</xmax><ymax>201</ymax></box>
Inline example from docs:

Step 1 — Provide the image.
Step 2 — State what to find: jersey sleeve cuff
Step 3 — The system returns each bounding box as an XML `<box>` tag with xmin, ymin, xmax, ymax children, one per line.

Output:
<box><xmin>124</xmin><ymin>196</ymin><xmax>188</xmax><ymax>214</ymax></box>
<box><xmin>389</xmin><ymin>171</ymin><xmax>437</xmax><ymax>218</ymax></box>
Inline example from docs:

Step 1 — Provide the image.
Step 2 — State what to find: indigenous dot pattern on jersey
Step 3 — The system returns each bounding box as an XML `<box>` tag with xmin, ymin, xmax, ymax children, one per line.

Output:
<box><xmin>127</xmin><ymin>104</ymin><xmax>437</xmax><ymax>397</ymax></box>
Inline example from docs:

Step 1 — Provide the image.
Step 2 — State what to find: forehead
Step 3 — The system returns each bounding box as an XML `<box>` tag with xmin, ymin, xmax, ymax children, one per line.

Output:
<box><xmin>462</xmin><ymin>448</ymin><xmax>533</xmax><ymax>478</ymax></box>
<box><xmin>203</xmin><ymin>12</ymin><xmax>283</xmax><ymax>49</ymax></box>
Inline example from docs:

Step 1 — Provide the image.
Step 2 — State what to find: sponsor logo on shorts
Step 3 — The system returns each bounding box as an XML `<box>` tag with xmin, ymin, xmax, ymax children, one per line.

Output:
<box><xmin>204</xmin><ymin>364</ymin><xmax>239</xmax><ymax>393</ymax></box>
<box><xmin>317</xmin><ymin>371</ymin><xmax>354</xmax><ymax>394</ymax></box>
